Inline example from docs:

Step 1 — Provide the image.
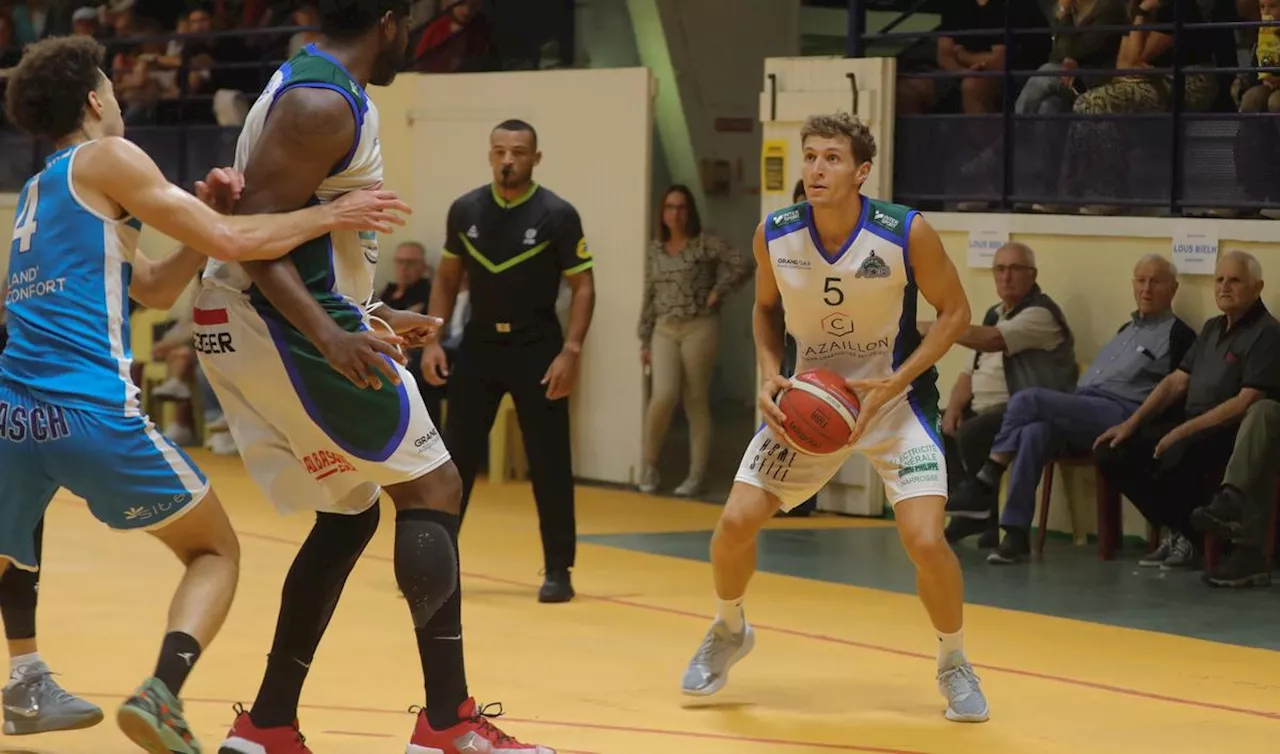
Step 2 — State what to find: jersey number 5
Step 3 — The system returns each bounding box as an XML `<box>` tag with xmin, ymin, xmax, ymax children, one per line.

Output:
<box><xmin>13</xmin><ymin>175</ymin><xmax>40</xmax><ymax>254</ymax></box>
<box><xmin>823</xmin><ymin>276</ymin><xmax>844</xmax><ymax>306</ymax></box>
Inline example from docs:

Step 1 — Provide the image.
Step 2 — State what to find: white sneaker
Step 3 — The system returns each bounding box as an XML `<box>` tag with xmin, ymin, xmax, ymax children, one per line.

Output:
<box><xmin>207</xmin><ymin>432</ymin><xmax>237</xmax><ymax>456</ymax></box>
<box><xmin>151</xmin><ymin>377</ymin><xmax>190</xmax><ymax>400</ymax></box>
<box><xmin>638</xmin><ymin>465</ymin><xmax>659</xmax><ymax>494</ymax></box>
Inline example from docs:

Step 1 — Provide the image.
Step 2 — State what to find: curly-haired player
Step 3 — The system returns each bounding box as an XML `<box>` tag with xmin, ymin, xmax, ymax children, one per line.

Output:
<box><xmin>679</xmin><ymin>112</ymin><xmax>991</xmax><ymax>723</ymax></box>
<box><xmin>0</xmin><ymin>34</ymin><xmax>404</xmax><ymax>753</ymax></box>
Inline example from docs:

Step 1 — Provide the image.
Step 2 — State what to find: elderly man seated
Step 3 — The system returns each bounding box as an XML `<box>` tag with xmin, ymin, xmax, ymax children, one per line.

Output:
<box><xmin>934</xmin><ymin>242</ymin><xmax>1079</xmax><ymax>546</ymax></box>
<box><xmin>946</xmin><ymin>255</ymin><xmax>1195</xmax><ymax>563</ymax></box>
<box><xmin>1095</xmin><ymin>251</ymin><xmax>1280</xmax><ymax>572</ymax></box>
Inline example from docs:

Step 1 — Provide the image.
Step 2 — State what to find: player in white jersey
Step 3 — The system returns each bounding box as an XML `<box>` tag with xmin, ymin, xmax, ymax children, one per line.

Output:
<box><xmin>679</xmin><ymin>112</ymin><xmax>990</xmax><ymax>722</ymax></box>
<box><xmin>192</xmin><ymin>3</ymin><xmax>554</xmax><ymax>753</ymax></box>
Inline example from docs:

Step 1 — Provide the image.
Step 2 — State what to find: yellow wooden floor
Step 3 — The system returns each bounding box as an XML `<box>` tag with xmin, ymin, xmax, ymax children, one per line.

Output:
<box><xmin>6</xmin><ymin>450</ymin><xmax>1278</xmax><ymax>754</ymax></box>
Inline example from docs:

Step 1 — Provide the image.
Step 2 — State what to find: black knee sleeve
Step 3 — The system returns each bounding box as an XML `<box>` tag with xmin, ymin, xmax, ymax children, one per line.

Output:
<box><xmin>394</xmin><ymin>508</ymin><xmax>459</xmax><ymax>629</ymax></box>
<box><xmin>0</xmin><ymin>518</ymin><xmax>43</xmax><ymax>640</ymax></box>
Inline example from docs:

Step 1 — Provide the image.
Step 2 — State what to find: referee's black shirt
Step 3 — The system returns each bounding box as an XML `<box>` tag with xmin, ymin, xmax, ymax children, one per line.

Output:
<box><xmin>442</xmin><ymin>183</ymin><xmax>592</xmax><ymax>343</ymax></box>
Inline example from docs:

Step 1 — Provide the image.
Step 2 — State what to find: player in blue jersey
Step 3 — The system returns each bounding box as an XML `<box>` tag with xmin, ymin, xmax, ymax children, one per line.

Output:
<box><xmin>0</xmin><ymin>35</ymin><xmax>409</xmax><ymax>753</ymax></box>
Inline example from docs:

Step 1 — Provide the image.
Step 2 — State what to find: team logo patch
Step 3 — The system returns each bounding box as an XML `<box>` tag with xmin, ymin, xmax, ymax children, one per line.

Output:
<box><xmin>576</xmin><ymin>237</ymin><xmax>590</xmax><ymax>259</ymax></box>
<box><xmin>855</xmin><ymin>250</ymin><xmax>890</xmax><ymax>279</ymax></box>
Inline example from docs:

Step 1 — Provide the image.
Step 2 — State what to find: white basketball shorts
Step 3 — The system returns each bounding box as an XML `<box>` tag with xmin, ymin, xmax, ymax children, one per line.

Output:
<box><xmin>192</xmin><ymin>284</ymin><xmax>451</xmax><ymax>516</ymax></box>
<box><xmin>734</xmin><ymin>389</ymin><xmax>948</xmax><ymax>511</ymax></box>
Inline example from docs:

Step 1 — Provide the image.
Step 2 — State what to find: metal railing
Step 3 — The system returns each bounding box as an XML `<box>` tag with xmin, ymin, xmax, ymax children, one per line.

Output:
<box><xmin>855</xmin><ymin>1</ymin><xmax>1280</xmax><ymax>214</ymax></box>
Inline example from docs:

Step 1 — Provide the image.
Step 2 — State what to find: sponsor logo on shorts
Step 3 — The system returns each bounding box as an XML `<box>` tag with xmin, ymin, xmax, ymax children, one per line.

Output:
<box><xmin>303</xmin><ymin>450</ymin><xmax>356</xmax><ymax>481</ymax></box>
<box><xmin>123</xmin><ymin>501</ymin><xmax>181</xmax><ymax>523</ymax></box>
<box><xmin>748</xmin><ymin>435</ymin><xmax>797</xmax><ymax>482</ymax></box>
<box><xmin>193</xmin><ymin>332</ymin><xmax>236</xmax><ymax>355</ymax></box>
<box><xmin>0</xmin><ymin>401</ymin><xmax>70</xmax><ymax>443</ymax></box>
<box><xmin>896</xmin><ymin>445</ymin><xmax>942</xmax><ymax>483</ymax></box>
<box><xmin>414</xmin><ymin>429</ymin><xmax>440</xmax><ymax>452</ymax></box>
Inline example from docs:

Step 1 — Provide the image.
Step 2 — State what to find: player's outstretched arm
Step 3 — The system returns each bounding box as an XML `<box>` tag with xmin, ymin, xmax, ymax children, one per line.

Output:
<box><xmin>236</xmin><ymin>85</ymin><xmax>405</xmax><ymax>390</ymax></box>
<box><xmin>76</xmin><ymin>137</ymin><xmax>408</xmax><ymax>263</ymax></box>
<box><xmin>896</xmin><ymin>213</ymin><xmax>971</xmax><ymax>392</ymax></box>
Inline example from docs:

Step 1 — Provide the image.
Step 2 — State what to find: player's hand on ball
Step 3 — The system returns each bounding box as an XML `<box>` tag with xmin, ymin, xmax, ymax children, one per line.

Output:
<box><xmin>420</xmin><ymin>343</ymin><xmax>449</xmax><ymax>386</ymax></box>
<box><xmin>758</xmin><ymin>374</ymin><xmax>792</xmax><ymax>440</ymax></box>
<box><xmin>843</xmin><ymin>377</ymin><xmax>897</xmax><ymax>446</ymax></box>
<box><xmin>195</xmin><ymin>167</ymin><xmax>243</xmax><ymax>214</ymax></box>
<box><xmin>320</xmin><ymin>330</ymin><xmax>407</xmax><ymax>391</ymax></box>
<box><xmin>328</xmin><ymin>185</ymin><xmax>413</xmax><ymax>234</ymax></box>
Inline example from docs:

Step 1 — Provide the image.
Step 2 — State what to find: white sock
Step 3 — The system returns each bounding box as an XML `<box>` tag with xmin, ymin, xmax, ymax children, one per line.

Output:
<box><xmin>717</xmin><ymin>597</ymin><xmax>745</xmax><ymax>633</ymax></box>
<box><xmin>10</xmin><ymin>652</ymin><xmax>41</xmax><ymax>678</ymax></box>
<box><xmin>937</xmin><ymin>628</ymin><xmax>965</xmax><ymax>668</ymax></box>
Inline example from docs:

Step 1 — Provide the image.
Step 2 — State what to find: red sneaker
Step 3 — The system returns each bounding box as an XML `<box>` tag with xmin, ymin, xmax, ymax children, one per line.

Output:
<box><xmin>406</xmin><ymin>698</ymin><xmax>555</xmax><ymax>753</ymax></box>
<box><xmin>218</xmin><ymin>704</ymin><xmax>313</xmax><ymax>754</ymax></box>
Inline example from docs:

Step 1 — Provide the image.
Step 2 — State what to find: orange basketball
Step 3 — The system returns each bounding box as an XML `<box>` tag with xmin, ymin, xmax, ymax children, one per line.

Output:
<box><xmin>775</xmin><ymin>368</ymin><xmax>861</xmax><ymax>455</ymax></box>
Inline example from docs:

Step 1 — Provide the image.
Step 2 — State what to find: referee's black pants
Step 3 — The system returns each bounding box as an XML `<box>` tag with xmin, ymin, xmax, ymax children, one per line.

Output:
<box><xmin>444</xmin><ymin>335</ymin><xmax>576</xmax><ymax>572</ymax></box>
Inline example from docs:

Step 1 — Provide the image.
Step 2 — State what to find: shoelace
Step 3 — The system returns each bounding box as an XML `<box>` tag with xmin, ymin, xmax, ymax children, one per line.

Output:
<box><xmin>23</xmin><ymin>671</ymin><xmax>79</xmax><ymax>704</ymax></box>
<box><xmin>231</xmin><ymin>703</ymin><xmax>308</xmax><ymax>747</ymax></box>
<box><xmin>408</xmin><ymin>702</ymin><xmax>520</xmax><ymax>745</ymax></box>
<box><xmin>939</xmin><ymin>664</ymin><xmax>982</xmax><ymax>699</ymax></box>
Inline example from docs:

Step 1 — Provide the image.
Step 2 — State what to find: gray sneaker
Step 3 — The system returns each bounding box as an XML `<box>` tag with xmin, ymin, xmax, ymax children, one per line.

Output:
<box><xmin>3</xmin><ymin>661</ymin><xmax>104</xmax><ymax>735</ymax></box>
<box><xmin>1160</xmin><ymin>534</ymin><xmax>1199</xmax><ymax>570</ymax></box>
<box><xmin>680</xmin><ymin>621</ymin><xmax>755</xmax><ymax>696</ymax></box>
<box><xmin>1139</xmin><ymin>531</ymin><xmax>1174</xmax><ymax>567</ymax></box>
<box><xmin>937</xmin><ymin>653</ymin><xmax>990</xmax><ymax>722</ymax></box>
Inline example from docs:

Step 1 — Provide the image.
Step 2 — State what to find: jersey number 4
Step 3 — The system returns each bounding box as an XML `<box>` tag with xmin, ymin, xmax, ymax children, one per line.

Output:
<box><xmin>13</xmin><ymin>175</ymin><xmax>40</xmax><ymax>254</ymax></box>
<box><xmin>823</xmin><ymin>276</ymin><xmax>844</xmax><ymax>306</ymax></box>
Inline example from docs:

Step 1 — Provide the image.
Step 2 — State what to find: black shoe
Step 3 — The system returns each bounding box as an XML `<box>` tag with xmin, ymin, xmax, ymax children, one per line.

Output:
<box><xmin>945</xmin><ymin>516</ymin><xmax>990</xmax><ymax>544</ymax></box>
<box><xmin>977</xmin><ymin>524</ymin><xmax>1000</xmax><ymax>549</ymax></box>
<box><xmin>538</xmin><ymin>569</ymin><xmax>575</xmax><ymax>603</ymax></box>
<box><xmin>946</xmin><ymin>479</ymin><xmax>997</xmax><ymax>520</ymax></box>
<box><xmin>1203</xmin><ymin>546</ymin><xmax>1272</xmax><ymax>588</ymax></box>
<box><xmin>1190</xmin><ymin>486</ymin><xmax>1248</xmax><ymax>541</ymax></box>
<box><xmin>987</xmin><ymin>527</ymin><xmax>1031</xmax><ymax>564</ymax></box>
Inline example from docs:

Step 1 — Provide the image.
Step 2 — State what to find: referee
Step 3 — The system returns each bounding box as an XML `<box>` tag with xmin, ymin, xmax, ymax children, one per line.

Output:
<box><xmin>422</xmin><ymin>119</ymin><xmax>595</xmax><ymax>604</ymax></box>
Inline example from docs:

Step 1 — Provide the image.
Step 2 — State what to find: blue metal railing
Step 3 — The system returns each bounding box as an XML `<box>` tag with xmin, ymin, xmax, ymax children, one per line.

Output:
<box><xmin>854</xmin><ymin>1</ymin><xmax>1280</xmax><ymax>213</ymax></box>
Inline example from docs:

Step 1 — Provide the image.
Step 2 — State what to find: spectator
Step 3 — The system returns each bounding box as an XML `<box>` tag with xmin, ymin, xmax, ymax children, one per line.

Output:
<box><xmin>0</xmin><ymin>15</ymin><xmax>23</xmax><ymax>71</ymax></box>
<box><xmin>1190</xmin><ymin>398</ymin><xmax>1277</xmax><ymax>586</ymax></box>
<box><xmin>1231</xmin><ymin>0</ymin><xmax>1280</xmax><ymax>206</ymax></box>
<box><xmin>1011</xmin><ymin>0</ymin><xmax>1129</xmax><ymax>200</ymax></box>
<box><xmin>70</xmin><ymin>6</ymin><xmax>99</xmax><ymax>37</ymax></box>
<box><xmin>897</xmin><ymin>0</ymin><xmax>1050</xmax><ymax>116</ymax></box>
<box><xmin>637</xmin><ymin>184</ymin><xmax>752</xmax><ymax>497</ymax></box>
<box><xmin>949</xmin><ymin>255</ymin><xmax>1195</xmax><ymax>563</ymax></box>
<box><xmin>411</xmin><ymin>0</ymin><xmax>492</xmax><ymax>73</ymax></box>
<box><xmin>1238</xmin><ymin>0</ymin><xmax>1280</xmax><ymax>111</ymax></box>
<box><xmin>11</xmin><ymin>1</ymin><xmax>70</xmax><ymax>46</ymax></box>
<box><xmin>1055</xmin><ymin>0</ymin><xmax>1221</xmax><ymax>213</ymax></box>
<box><xmin>932</xmin><ymin>242</ymin><xmax>1078</xmax><ymax>546</ymax></box>
<box><xmin>1094</xmin><ymin>250</ymin><xmax>1280</xmax><ymax>571</ymax></box>
<box><xmin>379</xmin><ymin>241</ymin><xmax>438</xmax><ymax>422</ymax></box>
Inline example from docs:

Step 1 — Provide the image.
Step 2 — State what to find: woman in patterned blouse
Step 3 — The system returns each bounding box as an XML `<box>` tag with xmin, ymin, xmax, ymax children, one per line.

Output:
<box><xmin>637</xmin><ymin>185</ymin><xmax>753</xmax><ymax>496</ymax></box>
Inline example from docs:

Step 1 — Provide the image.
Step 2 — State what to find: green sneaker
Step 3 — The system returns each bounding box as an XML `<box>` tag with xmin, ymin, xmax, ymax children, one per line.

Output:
<box><xmin>116</xmin><ymin>678</ymin><xmax>200</xmax><ymax>753</ymax></box>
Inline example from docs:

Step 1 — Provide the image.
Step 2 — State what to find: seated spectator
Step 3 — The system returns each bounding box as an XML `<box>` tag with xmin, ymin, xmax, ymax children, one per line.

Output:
<box><xmin>379</xmin><ymin>241</ymin><xmax>438</xmax><ymax>422</ymax></box>
<box><xmin>1013</xmin><ymin>0</ymin><xmax>1129</xmax><ymax>199</ymax></box>
<box><xmin>11</xmin><ymin>0</ymin><xmax>69</xmax><ymax>46</ymax></box>
<box><xmin>1094</xmin><ymin>250</ymin><xmax>1280</xmax><ymax>571</ymax></box>
<box><xmin>70</xmin><ymin>6</ymin><xmax>100</xmax><ymax>37</ymax></box>
<box><xmin>1055</xmin><ymin>0</ymin><xmax>1221</xmax><ymax>213</ymax></box>
<box><xmin>1191</xmin><ymin>397</ymin><xmax>1278</xmax><ymax>586</ymax></box>
<box><xmin>287</xmin><ymin>2</ymin><xmax>322</xmax><ymax>57</ymax></box>
<box><xmin>931</xmin><ymin>242</ymin><xmax>1079</xmax><ymax>546</ymax></box>
<box><xmin>1231</xmin><ymin>0</ymin><xmax>1280</xmax><ymax>205</ymax></box>
<box><xmin>948</xmin><ymin>255</ymin><xmax>1195</xmax><ymax>562</ymax></box>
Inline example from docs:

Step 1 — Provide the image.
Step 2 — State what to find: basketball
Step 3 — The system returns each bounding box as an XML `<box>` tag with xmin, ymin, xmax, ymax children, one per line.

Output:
<box><xmin>775</xmin><ymin>368</ymin><xmax>861</xmax><ymax>455</ymax></box>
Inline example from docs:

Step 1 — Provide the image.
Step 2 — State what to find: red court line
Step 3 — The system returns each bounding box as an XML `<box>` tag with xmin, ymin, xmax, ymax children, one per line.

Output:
<box><xmin>237</xmin><ymin>531</ymin><xmax>1280</xmax><ymax>723</ymax></box>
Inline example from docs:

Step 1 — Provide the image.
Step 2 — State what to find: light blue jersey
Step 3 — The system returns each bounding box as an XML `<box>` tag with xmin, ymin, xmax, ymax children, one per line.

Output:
<box><xmin>0</xmin><ymin>141</ymin><xmax>208</xmax><ymax>572</ymax></box>
<box><xmin>0</xmin><ymin>143</ymin><xmax>143</xmax><ymax>415</ymax></box>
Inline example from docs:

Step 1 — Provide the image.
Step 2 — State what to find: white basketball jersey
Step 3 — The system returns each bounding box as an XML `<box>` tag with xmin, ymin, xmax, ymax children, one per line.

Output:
<box><xmin>766</xmin><ymin>198</ymin><xmax>924</xmax><ymax>384</ymax></box>
<box><xmin>204</xmin><ymin>44</ymin><xmax>383</xmax><ymax>305</ymax></box>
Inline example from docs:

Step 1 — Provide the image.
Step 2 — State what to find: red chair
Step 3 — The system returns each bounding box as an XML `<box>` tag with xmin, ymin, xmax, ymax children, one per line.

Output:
<box><xmin>1034</xmin><ymin>453</ymin><xmax>1123</xmax><ymax>560</ymax></box>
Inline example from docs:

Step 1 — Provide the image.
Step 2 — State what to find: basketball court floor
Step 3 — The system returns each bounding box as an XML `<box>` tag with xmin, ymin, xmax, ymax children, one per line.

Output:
<box><xmin>7</xmin><ymin>450</ymin><xmax>1278</xmax><ymax>754</ymax></box>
